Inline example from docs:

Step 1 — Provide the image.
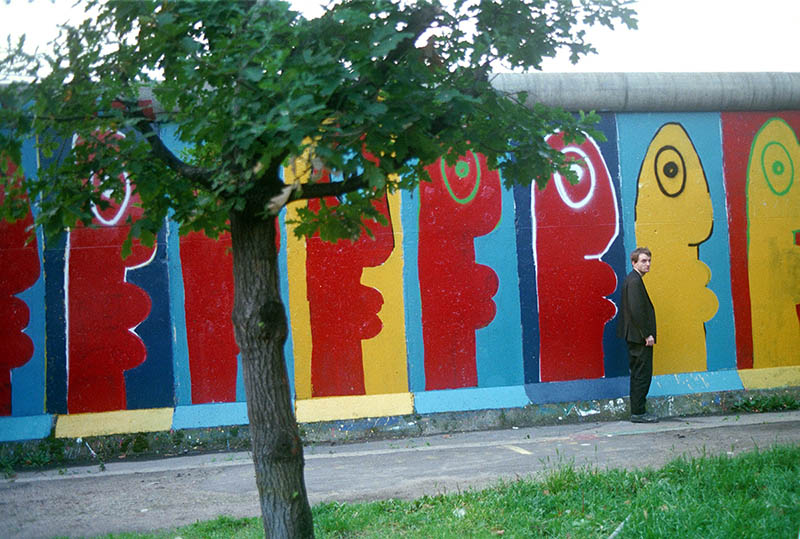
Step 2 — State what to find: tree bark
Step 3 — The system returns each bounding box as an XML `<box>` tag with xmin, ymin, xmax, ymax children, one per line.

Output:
<box><xmin>229</xmin><ymin>210</ymin><xmax>314</xmax><ymax>538</ymax></box>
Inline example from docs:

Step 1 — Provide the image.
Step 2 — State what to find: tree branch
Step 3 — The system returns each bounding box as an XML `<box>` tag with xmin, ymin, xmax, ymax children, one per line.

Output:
<box><xmin>118</xmin><ymin>99</ymin><xmax>217</xmax><ymax>191</ymax></box>
<box><xmin>286</xmin><ymin>174</ymin><xmax>368</xmax><ymax>203</ymax></box>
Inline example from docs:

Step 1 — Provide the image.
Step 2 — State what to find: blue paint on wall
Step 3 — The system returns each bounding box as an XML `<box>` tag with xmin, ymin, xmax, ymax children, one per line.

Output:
<box><xmin>37</xmin><ymin>137</ymin><xmax>71</xmax><ymax>414</ymax></box>
<box><xmin>474</xmin><ymin>185</ymin><xmax>525</xmax><ymax>387</ymax></box>
<box><xmin>401</xmin><ymin>189</ymin><xmax>425</xmax><ymax>392</ymax></box>
<box><xmin>414</xmin><ymin>385</ymin><xmax>530</xmax><ymax>414</ymax></box>
<box><xmin>166</xmin><ymin>217</ymin><xmax>192</xmax><ymax>406</ymax></box>
<box><xmin>512</xmin><ymin>183</ymin><xmax>540</xmax><ymax>384</ymax></box>
<box><xmin>649</xmin><ymin>370</ymin><xmax>744</xmax><ymax>396</ymax></box>
<box><xmin>172</xmin><ymin>402</ymin><xmax>249</xmax><ymax>430</ymax></box>
<box><xmin>125</xmin><ymin>224</ymin><xmax>176</xmax><ymax>408</ymax></box>
<box><xmin>526</xmin><ymin>377</ymin><xmax>629</xmax><ymax>405</ymax></box>
<box><xmin>12</xmin><ymin>135</ymin><xmax>47</xmax><ymax>416</ymax></box>
<box><xmin>278</xmin><ymin>204</ymin><xmax>295</xmax><ymax>402</ymax></box>
<box><xmin>159</xmin><ymin>125</ymin><xmax>193</xmax><ymax>406</ymax></box>
<box><xmin>595</xmin><ymin>113</ymin><xmax>630</xmax><ymax>378</ymax></box>
<box><xmin>0</xmin><ymin>415</ymin><xmax>53</xmax><ymax>442</ymax></box>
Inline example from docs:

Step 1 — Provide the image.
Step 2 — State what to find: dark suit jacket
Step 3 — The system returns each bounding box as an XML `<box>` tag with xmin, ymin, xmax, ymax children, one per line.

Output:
<box><xmin>617</xmin><ymin>270</ymin><xmax>657</xmax><ymax>344</ymax></box>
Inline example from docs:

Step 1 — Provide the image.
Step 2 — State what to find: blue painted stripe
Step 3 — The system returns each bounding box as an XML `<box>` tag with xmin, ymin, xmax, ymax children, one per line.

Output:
<box><xmin>401</xmin><ymin>189</ymin><xmax>425</xmax><ymax>392</ymax></box>
<box><xmin>474</xmin><ymin>185</ymin><xmax>525</xmax><ymax>387</ymax></box>
<box><xmin>649</xmin><ymin>370</ymin><xmax>743</xmax><ymax>397</ymax></box>
<box><xmin>172</xmin><ymin>402</ymin><xmax>249</xmax><ymax>430</ymax></box>
<box><xmin>526</xmin><ymin>376</ymin><xmax>630</xmax><ymax>404</ymax></box>
<box><xmin>159</xmin><ymin>126</ymin><xmax>193</xmax><ymax>406</ymax></box>
<box><xmin>12</xmin><ymin>135</ymin><xmax>47</xmax><ymax>416</ymax></box>
<box><xmin>125</xmin><ymin>224</ymin><xmax>175</xmax><ymax>409</ymax></box>
<box><xmin>278</xmin><ymin>204</ymin><xmax>294</xmax><ymax>403</ymax></box>
<box><xmin>165</xmin><ymin>217</ymin><xmax>192</xmax><ymax>405</ymax></box>
<box><xmin>0</xmin><ymin>415</ymin><xmax>53</xmax><ymax>442</ymax></box>
<box><xmin>512</xmin><ymin>183</ymin><xmax>540</xmax><ymax>383</ymax></box>
<box><xmin>414</xmin><ymin>385</ymin><xmax>530</xmax><ymax>414</ymax></box>
<box><xmin>43</xmin><ymin>232</ymin><xmax>68</xmax><ymax>414</ymax></box>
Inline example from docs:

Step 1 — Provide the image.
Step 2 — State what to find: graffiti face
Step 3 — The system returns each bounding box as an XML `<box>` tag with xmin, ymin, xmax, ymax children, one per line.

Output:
<box><xmin>533</xmin><ymin>133</ymin><xmax>618</xmax><ymax>382</ymax></box>
<box><xmin>747</xmin><ymin>118</ymin><xmax>800</xmax><ymax>367</ymax></box>
<box><xmin>66</xmin><ymin>132</ymin><xmax>156</xmax><ymax>413</ymax></box>
<box><xmin>635</xmin><ymin>123</ymin><xmax>719</xmax><ymax>374</ymax></box>
<box><xmin>305</xmin><ymin>169</ymin><xmax>396</xmax><ymax>397</ymax></box>
<box><xmin>418</xmin><ymin>152</ymin><xmax>501</xmax><ymax>389</ymax></box>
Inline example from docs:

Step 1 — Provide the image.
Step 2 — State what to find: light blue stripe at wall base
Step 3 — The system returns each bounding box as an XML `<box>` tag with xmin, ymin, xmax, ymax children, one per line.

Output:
<box><xmin>0</xmin><ymin>415</ymin><xmax>53</xmax><ymax>442</ymax></box>
<box><xmin>172</xmin><ymin>403</ymin><xmax>249</xmax><ymax>430</ymax></box>
<box><xmin>414</xmin><ymin>385</ymin><xmax>530</xmax><ymax>414</ymax></box>
<box><xmin>649</xmin><ymin>370</ymin><xmax>744</xmax><ymax>397</ymax></box>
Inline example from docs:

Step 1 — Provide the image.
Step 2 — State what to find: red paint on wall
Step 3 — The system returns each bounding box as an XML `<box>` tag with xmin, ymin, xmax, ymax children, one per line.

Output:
<box><xmin>306</xmin><ymin>169</ymin><xmax>394</xmax><ymax>397</ymax></box>
<box><xmin>0</xmin><ymin>161</ymin><xmax>40</xmax><ymax>415</ymax></box>
<box><xmin>534</xmin><ymin>134</ymin><xmax>618</xmax><ymax>381</ymax></box>
<box><xmin>418</xmin><ymin>152</ymin><xmax>501</xmax><ymax>390</ymax></box>
<box><xmin>180</xmin><ymin>231</ymin><xmax>239</xmax><ymax>403</ymax></box>
<box><xmin>67</xmin><ymin>133</ymin><xmax>154</xmax><ymax>413</ymax></box>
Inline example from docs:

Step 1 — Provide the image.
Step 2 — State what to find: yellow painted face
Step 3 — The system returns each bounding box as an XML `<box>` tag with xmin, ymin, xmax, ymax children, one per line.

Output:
<box><xmin>634</xmin><ymin>122</ymin><xmax>718</xmax><ymax>375</ymax></box>
<box><xmin>746</xmin><ymin>117</ymin><xmax>800</xmax><ymax>369</ymax></box>
<box><xmin>635</xmin><ymin>123</ymin><xmax>713</xmax><ymax>247</ymax></box>
<box><xmin>748</xmin><ymin>117</ymin><xmax>799</xmax><ymax>221</ymax></box>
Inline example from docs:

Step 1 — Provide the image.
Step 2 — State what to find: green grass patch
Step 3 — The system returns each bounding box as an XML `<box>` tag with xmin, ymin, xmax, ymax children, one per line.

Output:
<box><xmin>108</xmin><ymin>444</ymin><xmax>800</xmax><ymax>538</ymax></box>
<box><xmin>731</xmin><ymin>393</ymin><xmax>800</xmax><ymax>413</ymax></box>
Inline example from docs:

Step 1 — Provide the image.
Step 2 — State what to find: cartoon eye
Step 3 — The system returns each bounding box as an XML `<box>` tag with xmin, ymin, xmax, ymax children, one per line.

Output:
<box><xmin>553</xmin><ymin>146</ymin><xmax>595</xmax><ymax>209</ymax></box>
<box><xmin>441</xmin><ymin>151</ymin><xmax>480</xmax><ymax>204</ymax></box>
<box><xmin>760</xmin><ymin>141</ymin><xmax>794</xmax><ymax>196</ymax></box>
<box><xmin>654</xmin><ymin>145</ymin><xmax>686</xmax><ymax>197</ymax></box>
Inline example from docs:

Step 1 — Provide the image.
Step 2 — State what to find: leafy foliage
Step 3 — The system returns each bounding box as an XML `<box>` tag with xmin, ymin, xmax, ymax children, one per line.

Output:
<box><xmin>1</xmin><ymin>0</ymin><xmax>636</xmax><ymax>243</ymax></box>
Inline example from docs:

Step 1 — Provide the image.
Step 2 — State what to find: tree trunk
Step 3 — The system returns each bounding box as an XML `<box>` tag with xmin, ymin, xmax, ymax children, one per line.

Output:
<box><xmin>229</xmin><ymin>210</ymin><xmax>314</xmax><ymax>538</ymax></box>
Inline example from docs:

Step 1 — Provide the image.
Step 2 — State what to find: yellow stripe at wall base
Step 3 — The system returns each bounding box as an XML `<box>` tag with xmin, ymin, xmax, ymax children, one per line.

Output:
<box><xmin>738</xmin><ymin>366</ymin><xmax>800</xmax><ymax>390</ymax></box>
<box><xmin>295</xmin><ymin>393</ymin><xmax>414</xmax><ymax>423</ymax></box>
<box><xmin>55</xmin><ymin>408</ymin><xmax>174</xmax><ymax>438</ymax></box>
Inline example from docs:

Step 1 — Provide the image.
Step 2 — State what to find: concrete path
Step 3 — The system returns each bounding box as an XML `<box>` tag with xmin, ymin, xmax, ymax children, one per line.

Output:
<box><xmin>3</xmin><ymin>411</ymin><xmax>800</xmax><ymax>538</ymax></box>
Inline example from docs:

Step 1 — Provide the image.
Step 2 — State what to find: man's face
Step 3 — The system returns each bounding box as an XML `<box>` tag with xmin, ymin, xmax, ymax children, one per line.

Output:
<box><xmin>633</xmin><ymin>253</ymin><xmax>651</xmax><ymax>274</ymax></box>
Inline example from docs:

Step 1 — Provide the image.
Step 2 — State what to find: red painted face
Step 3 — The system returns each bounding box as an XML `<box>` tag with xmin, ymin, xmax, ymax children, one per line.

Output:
<box><xmin>633</xmin><ymin>254</ymin><xmax>652</xmax><ymax>274</ymax></box>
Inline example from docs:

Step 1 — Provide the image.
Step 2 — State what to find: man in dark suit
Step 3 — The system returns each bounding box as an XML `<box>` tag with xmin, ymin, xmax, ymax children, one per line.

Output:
<box><xmin>618</xmin><ymin>247</ymin><xmax>658</xmax><ymax>423</ymax></box>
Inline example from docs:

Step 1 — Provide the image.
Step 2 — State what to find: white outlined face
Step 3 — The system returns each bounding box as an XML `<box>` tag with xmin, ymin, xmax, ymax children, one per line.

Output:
<box><xmin>72</xmin><ymin>131</ymin><xmax>132</xmax><ymax>226</ymax></box>
<box><xmin>553</xmin><ymin>145</ymin><xmax>596</xmax><ymax>210</ymax></box>
<box><xmin>533</xmin><ymin>132</ymin><xmax>620</xmax><ymax>261</ymax></box>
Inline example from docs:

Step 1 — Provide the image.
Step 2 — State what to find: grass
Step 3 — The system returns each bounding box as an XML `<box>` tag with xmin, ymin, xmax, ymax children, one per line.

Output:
<box><xmin>104</xmin><ymin>443</ymin><xmax>800</xmax><ymax>538</ymax></box>
<box><xmin>730</xmin><ymin>393</ymin><xmax>800</xmax><ymax>413</ymax></box>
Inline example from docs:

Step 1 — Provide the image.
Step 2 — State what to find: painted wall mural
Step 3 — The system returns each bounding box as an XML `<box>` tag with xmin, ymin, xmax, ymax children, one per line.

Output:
<box><xmin>633</xmin><ymin>123</ymin><xmax>719</xmax><ymax>375</ymax></box>
<box><xmin>744</xmin><ymin>117</ymin><xmax>800</xmax><ymax>367</ymax></box>
<box><xmin>1</xmin><ymin>110</ymin><xmax>799</xmax><ymax>442</ymax></box>
<box><xmin>532</xmin><ymin>131</ymin><xmax>619</xmax><ymax>382</ymax></box>
<box><xmin>418</xmin><ymin>151</ymin><xmax>502</xmax><ymax>390</ymax></box>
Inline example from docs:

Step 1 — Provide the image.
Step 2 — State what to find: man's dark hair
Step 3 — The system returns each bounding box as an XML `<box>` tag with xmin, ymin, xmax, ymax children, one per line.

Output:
<box><xmin>630</xmin><ymin>247</ymin><xmax>652</xmax><ymax>264</ymax></box>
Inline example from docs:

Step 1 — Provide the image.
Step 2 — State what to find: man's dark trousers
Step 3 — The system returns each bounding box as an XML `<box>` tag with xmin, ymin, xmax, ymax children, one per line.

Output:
<box><xmin>627</xmin><ymin>342</ymin><xmax>653</xmax><ymax>416</ymax></box>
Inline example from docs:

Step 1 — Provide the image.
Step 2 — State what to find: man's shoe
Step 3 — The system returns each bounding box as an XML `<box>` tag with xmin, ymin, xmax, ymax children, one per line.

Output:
<box><xmin>630</xmin><ymin>413</ymin><xmax>659</xmax><ymax>423</ymax></box>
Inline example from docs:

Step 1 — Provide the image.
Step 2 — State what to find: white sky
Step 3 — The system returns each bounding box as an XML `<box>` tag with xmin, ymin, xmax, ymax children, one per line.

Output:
<box><xmin>1</xmin><ymin>0</ymin><xmax>798</xmax><ymax>73</ymax></box>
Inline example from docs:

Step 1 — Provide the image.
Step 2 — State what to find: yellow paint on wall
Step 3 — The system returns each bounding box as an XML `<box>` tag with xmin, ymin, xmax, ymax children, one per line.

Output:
<box><xmin>284</xmin><ymin>159</ymin><xmax>313</xmax><ymax>400</ymax></box>
<box><xmin>295</xmin><ymin>392</ymin><xmax>413</xmax><ymax>423</ymax></box>
<box><xmin>739</xmin><ymin>366</ymin><xmax>800</xmax><ymax>390</ymax></box>
<box><xmin>747</xmin><ymin>118</ymin><xmax>800</xmax><ymax>368</ymax></box>
<box><xmin>54</xmin><ymin>408</ymin><xmax>173</xmax><ymax>438</ymax></box>
<box><xmin>635</xmin><ymin>123</ymin><xmax>719</xmax><ymax>375</ymax></box>
<box><xmin>361</xmin><ymin>190</ymin><xmax>409</xmax><ymax>395</ymax></box>
<box><xmin>283</xmin><ymin>151</ymin><xmax>409</xmax><ymax>398</ymax></box>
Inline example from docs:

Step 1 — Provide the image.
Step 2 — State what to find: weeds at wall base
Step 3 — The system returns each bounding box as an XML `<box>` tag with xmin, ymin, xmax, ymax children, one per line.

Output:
<box><xmin>1</xmin><ymin>386</ymin><xmax>799</xmax><ymax>474</ymax></box>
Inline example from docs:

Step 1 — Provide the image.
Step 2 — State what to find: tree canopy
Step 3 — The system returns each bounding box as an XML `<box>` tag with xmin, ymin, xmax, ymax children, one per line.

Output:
<box><xmin>1</xmin><ymin>0</ymin><xmax>635</xmax><ymax>246</ymax></box>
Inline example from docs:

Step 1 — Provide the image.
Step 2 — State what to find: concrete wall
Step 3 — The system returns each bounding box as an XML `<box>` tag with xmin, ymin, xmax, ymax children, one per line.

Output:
<box><xmin>2</xmin><ymin>74</ymin><xmax>799</xmax><ymax>442</ymax></box>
